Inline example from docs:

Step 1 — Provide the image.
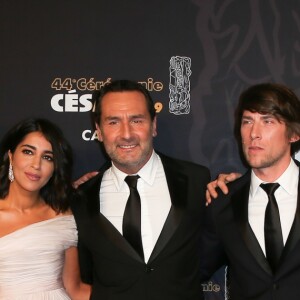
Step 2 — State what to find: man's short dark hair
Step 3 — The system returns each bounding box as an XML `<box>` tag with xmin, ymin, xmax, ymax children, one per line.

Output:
<box><xmin>92</xmin><ymin>80</ymin><xmax>156</xmax><ymax>125</ymax></box>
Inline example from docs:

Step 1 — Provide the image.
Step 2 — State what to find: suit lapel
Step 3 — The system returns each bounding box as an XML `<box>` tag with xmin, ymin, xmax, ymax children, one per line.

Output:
<box><xmin>85</xmin><ymin>155</ymin><xmax>187</xmax><ymax>264</ymax></box>
<box><xmin>84</xmin><ymin>167</ymin><xmax>144</xmax><ymax>263</ymax></box>
<box><xmin>279</xmin><ymin>174</ymin><xmax>300</xmax><ymax>264</ymax></box>
<box><xmin>148</xmin><ymin>155</ymin><xmax>186</xmax><ymax>263</ymax></box>
<box><xmin>229</xmin><ymin>162</ymin><xmax>300</xmax><ymax>276</ymax></box>
<box><xmin>231</xmin><ymin>178</ymin><xmax>272</xmax><ymax>275</ymax></box>
<box><xmin>232</xmin><ymin>169</ymin><xmax>300</xmax><ymax>275</ymax></box>
<box><xmin>93</xmin><ymin>212</ymin><xmax>144</xmax><ymax>263</ymax></box>
<box><xmin>85</xmin><ymin>173</ymin><xmax>102</xmax><ymax>215</ymax></box>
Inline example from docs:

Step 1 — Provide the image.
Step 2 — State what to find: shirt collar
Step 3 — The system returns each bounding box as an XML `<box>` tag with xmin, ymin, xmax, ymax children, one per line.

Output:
<box><xmin>250</xmin><ymin>158</ymin><xmax>299</xmax><ymax>197</ymax></box>
<box><xmin>110</xmin><ymin>150</ymin><xmax>158</xmax><ymax>190</ymax></box>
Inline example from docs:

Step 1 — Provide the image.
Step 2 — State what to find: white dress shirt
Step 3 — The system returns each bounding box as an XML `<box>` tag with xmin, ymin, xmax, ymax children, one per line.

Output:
<box><xmin>99</xmin><ymin>151</ymin><xmax>172</xmax><ymax>262</ymax></box>
<box><xmin>248</xmin><ymin>159</ymin><xmax>299</xmax><ymax>255</ymax></box>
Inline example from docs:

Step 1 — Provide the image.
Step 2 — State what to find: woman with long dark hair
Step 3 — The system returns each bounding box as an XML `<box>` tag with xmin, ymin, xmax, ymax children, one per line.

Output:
<box><xmin>0</xmin><ymin>118</ymin><xmax>91</xmax><ymax>299</ymax></box>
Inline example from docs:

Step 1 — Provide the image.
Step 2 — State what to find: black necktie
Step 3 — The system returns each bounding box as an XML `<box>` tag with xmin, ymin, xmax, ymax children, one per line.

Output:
<box><xmin>123</xmin><ymin>175</ymin><xmax>144</xmax><ymax>259</ymax></box>
<box><xmin>260</xmin><ymin>183</ymin><xmax>283</xmax><ymax>272</ymax></box>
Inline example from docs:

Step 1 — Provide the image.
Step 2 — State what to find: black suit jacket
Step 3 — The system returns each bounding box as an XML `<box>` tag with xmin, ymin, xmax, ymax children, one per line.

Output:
<box><xmin>71</xmin><ymin>153</ymin><xmax>210</xmax><ymax>300</ymax></box>
<box><xmin>201</xmin><ymin>161</ymin><xmax>300</xmax><ymax>300</ymax></box>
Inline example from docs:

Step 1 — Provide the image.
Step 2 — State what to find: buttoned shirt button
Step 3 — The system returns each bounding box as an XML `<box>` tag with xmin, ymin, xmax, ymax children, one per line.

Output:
<box><xmin>273</xmin><ymin>283</ymin><xmax>279</xmax><ymax>290</ymax></box>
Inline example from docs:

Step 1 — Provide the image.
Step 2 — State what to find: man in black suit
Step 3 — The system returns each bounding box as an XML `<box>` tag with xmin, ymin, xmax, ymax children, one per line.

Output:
<box><xmin>201</xmin><ymin>83</ymin><xmax>300</xmax><ymax>299</ymax></box>
<box><xmin>71</xmin><ymin>80</ymin><xmax>210</xmax><ymax>299</ymax></box>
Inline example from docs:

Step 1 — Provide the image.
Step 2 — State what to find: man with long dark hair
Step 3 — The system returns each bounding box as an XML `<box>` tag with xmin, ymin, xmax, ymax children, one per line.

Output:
<box><xmin>201</xmin><ymin>83</ymin><xmax>300</xmax><ymax>299</ymax></box>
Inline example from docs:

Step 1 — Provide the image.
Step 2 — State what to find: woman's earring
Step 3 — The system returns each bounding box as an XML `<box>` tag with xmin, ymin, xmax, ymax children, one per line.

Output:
<box><xmin>8</xmin><ymin>163</ymin><xmax>14</xmax><ymax>182</ymax></box>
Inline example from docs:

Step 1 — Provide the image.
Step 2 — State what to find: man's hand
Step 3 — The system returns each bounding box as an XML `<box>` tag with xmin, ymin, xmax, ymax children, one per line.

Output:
<box><xmin>73</xmin><ymin>171</ymin><xmax>99</xmax><ymax>189</ymax></box>
<box><xmin>205</xmin><ymin>172</ymin><xmax>242</xmax><ymax>205</ymax></box>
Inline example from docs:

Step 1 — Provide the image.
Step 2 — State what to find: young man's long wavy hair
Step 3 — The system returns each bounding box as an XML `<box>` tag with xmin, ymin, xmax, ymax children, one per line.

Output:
<box><xmin>235</xmin><ymin>83</ymin><xmax>300</xmax><ymax>158</ymax></box>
